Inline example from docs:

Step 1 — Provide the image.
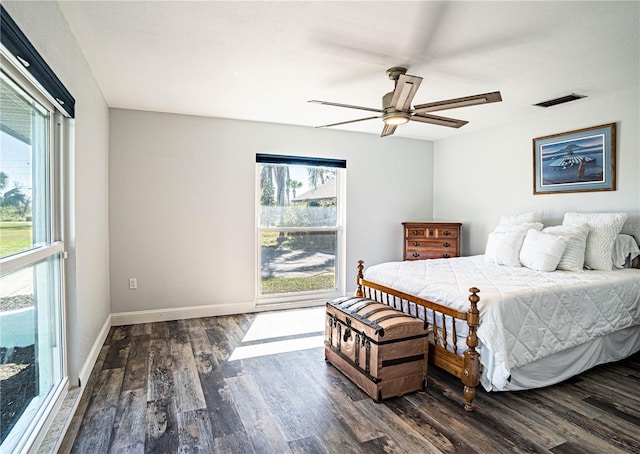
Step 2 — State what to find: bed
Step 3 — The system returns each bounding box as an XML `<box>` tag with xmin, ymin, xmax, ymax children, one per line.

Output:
<box><xmin>354</xmin><ymin>212</ymin><xmax>640</xmax><ymax>411</ymax></box>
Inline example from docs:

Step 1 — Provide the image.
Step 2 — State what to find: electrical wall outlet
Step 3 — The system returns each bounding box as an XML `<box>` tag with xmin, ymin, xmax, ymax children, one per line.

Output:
<box><xmin>129</xmin><ymin>278</ymin><xmax>137</xmax><ymax>290</ymax></box>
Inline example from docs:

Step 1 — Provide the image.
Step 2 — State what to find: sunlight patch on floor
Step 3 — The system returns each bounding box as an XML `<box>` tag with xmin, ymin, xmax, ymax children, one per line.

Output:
<box><xmin>241</xmin><ymin>306</ymin><xmax>325</xmax><ymax>342</ymax></box>
<box><xmin>228</xmin><ymin>335</ymin><xmax>324</xmax><ymax>361</ymax></box>
<box><xmin>228</xmin><ymin>306</ymin><xmax>326</xmax><ymax>361</ymax></box>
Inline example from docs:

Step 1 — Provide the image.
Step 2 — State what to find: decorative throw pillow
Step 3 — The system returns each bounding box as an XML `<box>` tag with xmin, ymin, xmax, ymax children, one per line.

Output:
<box><xmin>542</xmin><ymin>224</ymin><xmax>590</xmax><ymax>271</ymax></box>
<box><xmin>485</xmin><ymin>230</ymin><xmax>528</xmax><ymax>267</ymax></box>
<box><xmin>499</xmin><ymin>210</ymin><xmax>544</xmax><ymax>225</ymax></box>
<box><xmin>519</xmin><ymin>229</ymin><xmax>569</xmax><ymax>272</ymax></box>
<box><xmin>562</xmin><ymin>212</ymin><xmax>627</xmax><ymax>271</ymax></box>
<box><xmin>493</xmin><ymin>222</ymin><xmax>544</xmax><ymax>233</ymax></box>
<box><xmin>613</xmin><ymin>234</ymin><xmax>640</xmax><ymax>268</ymax></box>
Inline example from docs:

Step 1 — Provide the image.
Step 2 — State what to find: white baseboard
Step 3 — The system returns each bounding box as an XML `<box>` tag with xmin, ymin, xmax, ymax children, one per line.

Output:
<box><xmin>110</xmin><ymin>299</ymin><xmax>328</xmax><ymax>326</ymax></box>
<box><xmin>78</xmin><ymin>314</ymin><xmax>111</xmax><ymax>387</ymax></box>
<box><xmin>110</xmin><ymin>301</ymin><xmax>257</xmax><ymax>326</ymax></box>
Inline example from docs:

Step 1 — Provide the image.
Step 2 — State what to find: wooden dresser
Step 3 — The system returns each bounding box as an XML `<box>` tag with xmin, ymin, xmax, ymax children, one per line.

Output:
<box><xmin>402</xmin><ymin>222</ymin><xmax>462</xmax><ymax>260</ymax></box>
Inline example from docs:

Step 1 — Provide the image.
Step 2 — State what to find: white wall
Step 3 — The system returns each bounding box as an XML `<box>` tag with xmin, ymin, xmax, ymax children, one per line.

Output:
<box><xmin>434</xmin><ymin>89</ymin><xmax>640</xmax><ymax>255</ymax></box>
<box><xmin>3</xmin><ymin>1</ymin><xmax>111</xmax><ymax>383</ymax></box>
<box><xmin>109</xmin><ymin>109</ymin><xmax>433</xmax><ymax>314</ymax></box>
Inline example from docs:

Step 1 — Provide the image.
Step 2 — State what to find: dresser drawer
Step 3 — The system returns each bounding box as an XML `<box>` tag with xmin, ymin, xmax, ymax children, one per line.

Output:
<box><xmin>405</xmin><ymin>249</ymin><xmax>456</xmax><ymax>260</ymax></box>
<box><xmin>405</xmin><ymin>240</ymin><xmax>458</xmax><ymax>260</ymax></box>
<box><xmin>432</xmin><ymin>227</ymin><xmax>458</xmax><ymax>239</ymax></box>
<box><xmin>406</xmin><ymin>227</ymin><xmax>428</xmax><ymax>239</ymax></box>
<box><xmin>406</xmin><ymin>239</ymin><xmax>457</xmax><ymax>251</ymax></box>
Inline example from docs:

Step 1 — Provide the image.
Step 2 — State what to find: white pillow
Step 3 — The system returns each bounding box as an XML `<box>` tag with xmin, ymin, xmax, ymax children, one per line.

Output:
<box><xmin>493</xmin><ymin>222</ymin><xmax>544</xmax><ymax>233</ymax></box>
<box><xmin>562</xmin><ymin>212</ymin><xmax>627</xmax><ymax>271</ymax></box>
<box><xmin>499</xmin><ymin>210</ymin><xmax>544</xmax><ymax>225</ymax></box>
<box><xmin>613</xmin><ymin>234</ymin><xmax>640</xmax><ymax>268</ymax></box>
<box><xmin>485</xmin><ymin>230</ymin><xmax>527</xmax><ymax>267</ymax></box>
<box><xmin>542</xmin><ymin>224</ymin><xmax>590</xmax><ymax>271</ymax></box>
<box><xmin>519</xmin><ymin>229</ymin><xmax>569</xmax><ymax>272</ymax></box>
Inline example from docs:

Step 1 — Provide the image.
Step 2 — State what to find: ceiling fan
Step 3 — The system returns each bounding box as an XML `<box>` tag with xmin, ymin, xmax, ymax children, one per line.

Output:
<box><xmin>309</xmin><ymin>67</ymin><xmax>502</xmax><ymax>137</ymax></box>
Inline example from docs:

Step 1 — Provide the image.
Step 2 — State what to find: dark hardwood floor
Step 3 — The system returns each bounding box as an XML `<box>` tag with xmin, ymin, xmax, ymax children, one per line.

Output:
<box><xmin>60</xmin><ymin>306</ymin><xmax>640</xmax><ymax>453</ymax></box>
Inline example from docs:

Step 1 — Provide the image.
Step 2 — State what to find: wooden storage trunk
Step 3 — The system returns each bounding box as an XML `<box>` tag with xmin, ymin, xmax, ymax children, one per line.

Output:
<box><xmin>325</xmin><ymin>296</ymin><xmax>429</xmax><ymax>402</ymax></box>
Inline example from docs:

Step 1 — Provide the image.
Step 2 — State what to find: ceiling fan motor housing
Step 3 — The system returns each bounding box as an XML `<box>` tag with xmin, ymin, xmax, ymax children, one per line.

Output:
<box><xmin>382</xmin><ymin>91</ymin><xmax>394</xmax><ymax>110</ymax></box>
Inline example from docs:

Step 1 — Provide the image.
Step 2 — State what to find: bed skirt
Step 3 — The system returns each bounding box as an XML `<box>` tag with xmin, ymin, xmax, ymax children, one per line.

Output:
<box><xmin>494</xmin><ymin>324</ymin><xmax>640</xmax><ymax>391</ymax></box>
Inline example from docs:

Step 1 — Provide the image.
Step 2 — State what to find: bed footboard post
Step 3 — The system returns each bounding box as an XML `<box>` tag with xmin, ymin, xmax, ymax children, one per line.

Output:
<box><xmin>462</xmin><ymin>287</ymin><xmax>481</xmax><ymax>411</ymax></box>
<box><xmin>355</xmin><ymin>260</ymin><xmax>365</xmax><ymax>297</ymax></box>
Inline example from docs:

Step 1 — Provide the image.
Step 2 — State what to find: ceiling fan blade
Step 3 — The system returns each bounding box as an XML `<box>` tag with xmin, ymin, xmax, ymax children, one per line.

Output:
<box><xmin>381</xmin><ymin>124</ymin><xmax>397</xmax><ymax>137</ymax></box>
<box><xmin>413</xmin><ymin>91</ymin><xmax>502</xmax><ymax>114</ymax></box>
<box><xmin>390</xmin><ymin>74</ymin><xmax>423</xmax><ymax>111</ymax></box>
<box><xmin>411</xmin><ymin>113</ymin><xmax>468</xmax><ymax>128</ymax></box>
<box><xmin>308</xmin><ymin>100</ymin><xmax>382</xmax><ymax>113</ymax></box>
<box><xmin>315</xmin><ymin>116</ymin><xmax>380</xmax><ymax>129</ymax></box>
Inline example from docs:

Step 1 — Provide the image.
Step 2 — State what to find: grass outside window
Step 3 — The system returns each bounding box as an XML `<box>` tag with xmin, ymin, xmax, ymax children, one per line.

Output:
<box><xmin>261</xmin><ymin>274</ymin><xmax>335</xmax><ymax>295</ymax></box>
<box><xmin>0</xmin><ymin>222</ymin><xmax>32</xmax><ymax>257</ymax></box>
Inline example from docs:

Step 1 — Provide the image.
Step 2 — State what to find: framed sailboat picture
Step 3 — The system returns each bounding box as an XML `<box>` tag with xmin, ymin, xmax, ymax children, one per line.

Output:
<box><xmin>533</xmin><ymin>123</ymin><xmax>616</xmax><ymax>194</ymax></box>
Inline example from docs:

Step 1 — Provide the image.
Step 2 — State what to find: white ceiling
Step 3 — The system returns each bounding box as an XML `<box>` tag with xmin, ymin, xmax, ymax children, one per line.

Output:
<box><xmin>58</xmin><ymin>1</ymin><xmax>639</xmax><ymax>141</ymax></box>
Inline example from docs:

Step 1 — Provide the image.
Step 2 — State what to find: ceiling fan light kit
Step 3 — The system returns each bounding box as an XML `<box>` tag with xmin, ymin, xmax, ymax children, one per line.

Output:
<box><xmin>309</xmin><ymin>67</ymin><xmax>503</xmax><ymax>137</ymax></box>
<box><xmin>382</xmin><ymin>111</ymin><xmax>410</xmax><ymax>125</ymax></box>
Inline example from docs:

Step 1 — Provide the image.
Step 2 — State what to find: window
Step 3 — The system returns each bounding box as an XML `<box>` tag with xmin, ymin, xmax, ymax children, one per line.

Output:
<box><xmin>1</xmin><ymin>6</ymin><xmax>72</xmax><ymax>452</ymax></box>
<box><xmin>257</xmin><ymin>154</ymin><xmax>346</xmax><ymax>304</ymax></box>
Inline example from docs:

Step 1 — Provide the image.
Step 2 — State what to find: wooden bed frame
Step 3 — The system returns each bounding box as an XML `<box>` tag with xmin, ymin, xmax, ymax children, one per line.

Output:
<box><xmin>355</xmin><ymin>260</ymin><xmax>482</xmax><ymax>411</ymax></box>
<box><xmin>356</xmin><ymin>256</ymin><xmax>640</xmax><ymax>411</ymax></box>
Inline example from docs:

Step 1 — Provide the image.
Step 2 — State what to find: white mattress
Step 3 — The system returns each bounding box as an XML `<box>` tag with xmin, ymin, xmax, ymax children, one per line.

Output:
<box><xmin>364</xmin><ymin>255</ymin><xmax>640</xmax><ymax>391</ymax></box>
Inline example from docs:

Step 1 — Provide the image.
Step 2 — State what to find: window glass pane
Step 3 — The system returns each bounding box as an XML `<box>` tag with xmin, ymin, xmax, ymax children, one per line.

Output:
<box><xmin>258</xmin><ymin>161</ymin><xmax>341</xmax><ymax>298</ymax></box>
<box><xmin>259</xmin><ymin>163</ymin><xmax>337</xmax><ymax>228</ymax></box>
<box><xmin>260</xmin><ymin>230</ymin><xmax>337</xmax><ymax>295</ymax></box>
<box><xmin>1</xmin><ymin>254</ymin><xmax>63</xmax><ymax>447</ymax></box>
<box><xmin>0</xmin><ymin>71</ymin><xmax>51</xmax><ymax>258</ymax></box>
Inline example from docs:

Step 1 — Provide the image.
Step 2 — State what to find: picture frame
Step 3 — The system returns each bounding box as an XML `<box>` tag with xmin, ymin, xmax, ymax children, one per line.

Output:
<box><xmin>533</xmin><ymin>123</ymin><xmax>616</xmax><ymax>194</ymax></box>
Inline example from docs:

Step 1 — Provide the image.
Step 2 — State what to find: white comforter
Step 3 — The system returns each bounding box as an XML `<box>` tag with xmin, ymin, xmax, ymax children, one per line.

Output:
<box><xmin>364</xmin><ymin>255</ymin><xmax>640</xmax><ymax>390</ymax></box>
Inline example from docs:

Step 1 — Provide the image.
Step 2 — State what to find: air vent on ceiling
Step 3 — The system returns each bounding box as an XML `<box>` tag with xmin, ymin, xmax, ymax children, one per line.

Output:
<box><xmin>534</xmin><ymin>93</ymin><xmax>586</xmax><ymax>108</ymax></box>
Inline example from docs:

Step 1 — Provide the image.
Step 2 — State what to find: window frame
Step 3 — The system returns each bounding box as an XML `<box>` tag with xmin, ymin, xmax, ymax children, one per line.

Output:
<box><xmin>255</xmin><ymin>155</ymin><xmax>346</xmax><ymax>306</ymax></box>
<box><xmin>0</xmin><ymin>44</ymin><xmax>68</xmax><ymax>454</ymax></box>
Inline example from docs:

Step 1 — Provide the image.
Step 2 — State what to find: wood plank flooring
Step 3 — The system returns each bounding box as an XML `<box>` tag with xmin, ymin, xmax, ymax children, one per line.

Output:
<box><xmin>60</xmin><ymin>306</ymin><xmax>640</xmax><ymax>453</ymax></box>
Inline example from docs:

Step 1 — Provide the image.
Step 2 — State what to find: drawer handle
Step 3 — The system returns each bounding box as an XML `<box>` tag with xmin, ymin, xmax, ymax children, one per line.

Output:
<box><xmin>443</xmin><ymin>242</ymin><xmax>451</xmax><ymax>248</ymax></box>
<box><xmin>412</xmin><ymin>253</ymin><xmax>420</xmax><ymax>258</ymax></box>
<box><xmin>412</xmin><ymin>230</ymin><xmax>420</xmax><ymax>235</ymax></box>
<box><xmin>443</xmin><ymin>231</ymin><xmax>451</xmax><ymax>236</ymax></box>
<box><xmin>443</xmin><ymin>253</ymin><xmax>451</xmax><ymax>258</ymax></box>
<box><xmin>413</xmin><ymin>241</ymin><xmax>420</xmax><ymax>247</ymax></box>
